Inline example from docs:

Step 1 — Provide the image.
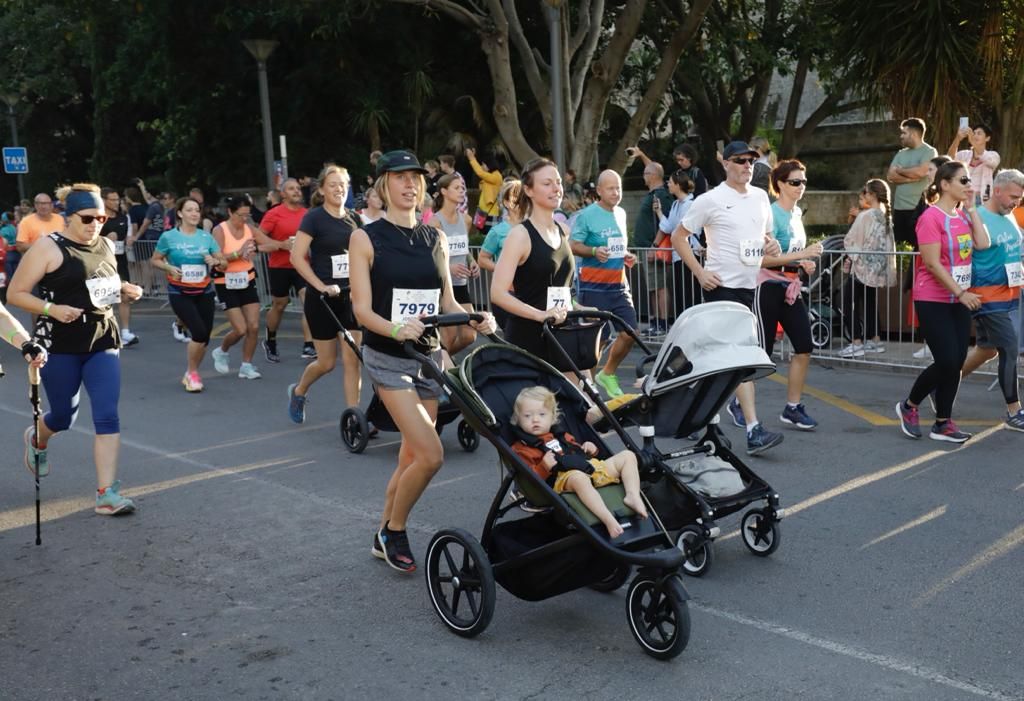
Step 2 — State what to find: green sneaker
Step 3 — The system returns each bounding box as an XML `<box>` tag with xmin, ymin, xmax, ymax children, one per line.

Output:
<box><xmin>24</xmin><ymin>426</ymin><xmax>49</xmax><ymax>478</ymax></box>
<box><xmin>595</xmin><ymin>371</ymin><xmax>624</xmax><ymax>398</ymax></box>
<box><xmin>95</xmin><ymin>480</ymin><xmax>136</xmax><ymax>516</ymax></box>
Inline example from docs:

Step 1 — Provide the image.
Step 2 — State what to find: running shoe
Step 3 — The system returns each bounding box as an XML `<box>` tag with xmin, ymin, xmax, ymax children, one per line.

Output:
<box><xmin>929</xmin><ymin>420</ymin><xmax>971</xmax><ymax>443</ymax></box>
<box><xmin>595</xmin><ymin>371</ymin><xmax>624</xmax><ymax>398</ymax></box>
<box><xmin>23</xmin><ymin>426</ymin><xmax>49</xmax><ymax>477</ymax></box>
<box><xmin>238</xmin><ymin>362</ymin><xmax>262</xmax><ymax>380</ymax></box>
<box><xmin>895</xmin><ymin>400</ymin><xmax>921</xmax><ymax>439</ymax></box>
<box><xmin>376</xmin><ymin>523</ymin><xmax>416</xmax><ymax>572</ymax></box>
<box><xmin>301</xmin><ymin>343</ymin><xmax>317</xmax><ymax>360</ymax></box>
<box><xmin>912</xmin><ymin>345</ymin><xmax>932</xmax><ymax>360</ymax></box>
<box><xmin>727</xmin><ymin>397</ymin><xmax>746</xmax><ymax>428</ymax></box>
<box><xmin>746</xmin><ymin>423</ymin><xmax>783</xmax><ymax>456</ymax></box>
<box><xmin>262</xmin><ymin>338</ymin><xmax>280</xmax><ymax>363</ymax></box>
<box><xmin>371</xmin><ymin>531</ymin><xmax>385</xmax><ymax>560</ymax></box>
<box><xmin>121</xmin><ymin>329</ymin><xmax>140</xmax><ymax>347</ymax></box>
<box><xmin>287</xmin><ymin>383</ymin><xmax>306</xmax><ymax>423</ymax></box>
<box><xmin>864</xmin><ymin>339</ymin><xmax>885</xmax><ymax>354</ymax></box>
<box><xmin>212</xmin><ymin>347</ymin><xmax>230</xmax><ymax>374</ymax></box>
<box><xmin>1005</xmin><ymin>409</ymin><xmax>1024</xmax><ymax>433</ymax></box>
<box><xmin>780</xmin><ymin>403</ymin><xmax>818</xmax><ymax>430</ymax></box>
<box><xmin>838</xmin><ymin>342</ymin><xmax>865</xmax><ymax>358</ymax></box>
<box><xmin>182</xmin><ymin>371</ymin><xmax>204</xmax><ymax>392</ymax></box>
<box><xmin>95</xmin><ymin>480</ymin><xmax>135</xmax><ymax>515</ymax></box>
<box><xmin>172</xmin><ymin>321</ymin><xmax>186</xmax><ymax>343</ymax></box>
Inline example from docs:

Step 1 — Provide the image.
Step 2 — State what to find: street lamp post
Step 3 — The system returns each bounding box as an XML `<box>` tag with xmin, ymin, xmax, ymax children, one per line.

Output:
<box><xmin>1</xmin><ymin>93</ymin><xmax>26</xmax><ymax>202</ymax></box>
<box><xmin>543</xmin><ymin>0</ymin><xmax>566</xmax><ymax>173</ymax></box>
<box><xmin>242</xmin><ymin>39</ymin><xmax>279</xmax><ymax>194</ymax></box>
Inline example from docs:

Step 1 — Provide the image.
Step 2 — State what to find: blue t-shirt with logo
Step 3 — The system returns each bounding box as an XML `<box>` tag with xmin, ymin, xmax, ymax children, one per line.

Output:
<box><xmin>155</xmin><ymin>228</ymin><xmax>220</xmax><ymax>294</ymax></box>
<box><xmin>971</xmin><ymin>207</ymin><xmax>1022</xmax><ymax>315</ymax></box>
<box><xmin>571</xmin><ymin>202</ymin><xmax>628</xmax><ymax>292</ymax></box>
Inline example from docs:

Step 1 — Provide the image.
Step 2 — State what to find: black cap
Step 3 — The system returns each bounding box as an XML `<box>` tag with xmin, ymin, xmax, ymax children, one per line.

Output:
<box><xmin>722</xmin><ymin>141</ymin><xmax>759</xmax><ymax>160</ymax></box>
<box><xmin>375</xmin><ymin>150</ymin><xmax>428</xmax><ymax>178</ymax></box>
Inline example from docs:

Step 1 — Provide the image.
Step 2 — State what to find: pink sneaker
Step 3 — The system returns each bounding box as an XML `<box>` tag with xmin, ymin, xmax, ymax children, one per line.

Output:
<box><xmin>182</xmin><ymin>371</ymin><xmax>204</xmax><ymax>392</ymax></box>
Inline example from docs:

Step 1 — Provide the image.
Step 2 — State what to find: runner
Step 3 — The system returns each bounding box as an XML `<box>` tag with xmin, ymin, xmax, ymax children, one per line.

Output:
<box><xmin>286</xmin><ymin>165</ymin><xmax>363</xmax><ymax>424</ymax></box>
<box><xmin>477</xmin><ymin>179</ymin><xmax>522</xmax><ymax>332</ymax></box>
<box><xmin>428</xmin><ymin>173</ymin><xmax>480</xmax><ymax>313</ymax></box>
<box><xmin>958</xmin><ymin>169</ymin><xmax>1024</xmax><ymax>430</ymax></box>
<box><xmin>671</xmin><ymin>141</ymin><xmax>785</xmax><ymax>456</ymax></box>
<box><xmin>896</xmin><ymin>160</ymin><xmax>991</xmax><ymax>442</ymax></box>
<box><xmin>150</xmin><ymin>197</ymin><xmax>227</xmax><ymax>392</ymax></box>
<box><xmin>491</xmin><ymin>158</ymin><xmax>574</xmax><ymax>364</ymax></box>
<box><xmin>99</xmin><ymin>188</ymin><xmax>138</xmax><ymax>347</ymax></box>
<box><xmin>756</xmin><ymin>160</ymin><xmax>824</xmax><ymax>430</ymax></box>
<box><xmin>254</xmin><ymin>178</ymin><xmax>315</xmax><ymax>362</ymax></box>
<box><xmin>349</xmin><ymin>149</ymin><xmax>496</xmax><ymax>573</ymax></box>
<box><xmin>7</xmin><ymin>183</ymin><xmax>142</xmax><ymax>514</ymax></box>
<box><xmin>210</xmin><ymin>195</ymin><xmax>262</xmax><ymax>380</ymax></box>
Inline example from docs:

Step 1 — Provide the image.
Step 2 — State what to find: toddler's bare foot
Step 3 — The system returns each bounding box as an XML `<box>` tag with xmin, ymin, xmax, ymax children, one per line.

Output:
<box><xmin>604</xmin><ymin>519</ymin><xmax>624</xmax><ymax>538</ymax></box>
<box><xmin>623</xmin><ymin>493</ymin><xmax>648</xmax><ymax>519</ymax></box>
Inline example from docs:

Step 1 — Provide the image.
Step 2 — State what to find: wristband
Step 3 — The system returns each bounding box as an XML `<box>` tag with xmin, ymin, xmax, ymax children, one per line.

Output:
<box><xmin>5</xmin><ymin>329</ymin><xmax>17</xmax><ymax>344</ymax></box>
<box><xmin>390</xmin><ymin>323</ymin><xmax>403</xmax><ymax>339</ymax></box>
<box><xmin>591</xmin><ymin>246</ymin><xmax>597</xmax><ymax>257</ymax></box>
<box><xmin>42</xmin><ymin>302</ymin><xmax>52</xmax><ymax>316</ymax></box>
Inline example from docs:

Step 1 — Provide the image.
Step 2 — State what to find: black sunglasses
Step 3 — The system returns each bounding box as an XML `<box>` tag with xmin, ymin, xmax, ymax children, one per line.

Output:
<box><xmin>74</xmin><ymin>213</ymin><xmax>108</xmax><ymax>224</ymax></box>
<box><xmin>729</xmin><ymin>157</ymin><xmax>757</xmax><ymax>165</ymax></box>
<box><xmin>958</xmin><ymin>176</ymin><xmax>972</xmax><ymax>185</ymax></box>
<box><xmin>784</xmin><ymin>179</ymin><xmax>808</xmax><ymax>187</ymax></box>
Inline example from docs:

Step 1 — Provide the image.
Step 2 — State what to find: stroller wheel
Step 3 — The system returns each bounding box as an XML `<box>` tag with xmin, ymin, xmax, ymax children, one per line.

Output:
<box><xmin>339</xmin><ymin>408</ymin><xmax>370</xmax><ymax>454</ymax></box>
<box><xmin>626</xmin><ymin>574</ymin><xmax>690</xmax><ymax>660</ymax></box>
<box><xmin>675</xmin><ymin>526</ymin><xmax>714</xmax><ymax>577</ymax></box>
<box><xmin>589</xmin><ymin>565</ymin><xmax>631</xmax><ymax>593</ymax></box>
<box><xmin>457</xmin><ymin>420</ymin><xmax>479</xmax><ymax>452</ymax></box>
<box><xmin>740</xmin><ymin>508</ymin><xmax>781</xmax><ymax>557</ymax></box>
<box><xmin>810</xmin><ymin>318</ymin><xmax>831</xmax><ymax>349</ymax></box>
<box><xmin>425</xmin><ymin>528</ymin><xmax>495</xmax><ymax>638</ymax></box>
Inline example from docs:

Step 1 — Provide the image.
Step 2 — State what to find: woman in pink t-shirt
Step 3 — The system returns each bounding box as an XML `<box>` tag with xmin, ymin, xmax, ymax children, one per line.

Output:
<box><xmin>897</xmin><ymin>161</ymin><xmax>990</xmax><ymax>443</ymax></box>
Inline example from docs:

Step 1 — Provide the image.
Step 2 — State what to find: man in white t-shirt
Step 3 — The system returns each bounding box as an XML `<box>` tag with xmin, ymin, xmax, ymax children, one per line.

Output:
<box><xmin>671</xmin><ymin>141</ymin><xmax>784</xmax><ymax>456</ymax></box>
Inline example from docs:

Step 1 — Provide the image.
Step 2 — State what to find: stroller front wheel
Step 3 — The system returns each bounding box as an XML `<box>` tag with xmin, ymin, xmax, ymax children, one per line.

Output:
<box><xmin>457</xmin><ymin>420</ymin><xmax>479</xmax><ymax>452</ymax></box>
<box><xmin>675</xmin><ymin>526</ymin><xmax>714</xmax><ymax>577</ymax></box>
<box><xmin>740</xmin><ymin>508</ymin><xmax>781</xmax><ymax>556</ymax></box>
<box><xmin>626</xmin><ymin>574</ymin><xmax>691</xmax><ymax>660</ymax></box>
<box><xmin>339</xmin><ymin>408</ymin><xmax>370</xmax><ymax>454</ymax></box>
<box><xmin>425</xmin><ymin>528</ymin><xmax>495</xmax><ymax>638</ymax></box>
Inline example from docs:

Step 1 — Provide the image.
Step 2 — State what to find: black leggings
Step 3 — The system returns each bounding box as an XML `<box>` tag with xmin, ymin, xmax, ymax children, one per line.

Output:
<box><xmin>842</xmin><ymin>277</ymin><xmax>879</xmax><ymax>342</ymax></box>
<box><xmin>755</xmin><ymin>282</ymin><xmax>813</xmax><ymax>355</ymax></box>
<box><xmin>909</xmin><ymin>301</ymin><xmax>971</xmax><ymax>418</ymax></box>
<box><xmin>169</xmin><ymin>292</ymin><xmax>216</xmax><ymax>345</ymax></box>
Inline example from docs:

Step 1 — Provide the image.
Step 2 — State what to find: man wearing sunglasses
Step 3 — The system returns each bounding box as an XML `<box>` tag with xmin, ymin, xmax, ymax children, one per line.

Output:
<box><xmin>670</xmin><ymin>140</ymin><xmax>784</xmax><ymax>456</ymax></box>
<box><xmin>15</xmin><ymin>192</ymin><xmax>65</xmax><ymax>254</ymax></box>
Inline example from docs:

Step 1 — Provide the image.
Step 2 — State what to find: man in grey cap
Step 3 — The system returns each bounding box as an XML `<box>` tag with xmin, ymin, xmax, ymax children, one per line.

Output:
<box><xmin>670</xmin><ymin>141</ymin><xmax>785</xmax><ymax>456</ymax></box>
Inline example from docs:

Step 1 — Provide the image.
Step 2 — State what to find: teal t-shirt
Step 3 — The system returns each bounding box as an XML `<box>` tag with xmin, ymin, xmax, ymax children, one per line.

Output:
<box><xmin>1</xmin><ymin>223</ymin><xmax>16</xmax><ymax>247</ymax></box>
<box><xmin>155</xmin><ymin>228</ymin><xmax>220</xmax><ymax>293</ymax></box>
<box><xmin>571</xmin><ymin>202</ymin><xmax>628</xmax><ymax>291</ymax></box>
<box><xmin>481</xmin><ymin>220</ymin><xmax>511</xmax><ymax>260</ymax></box>
<box><xmin>971</xmin><ymin>207</ymin><xmax>1022</xmax><ymax>314</ymax></box>
<box><xmin>770</xmin><ymin>203</ymin><xmax>806</xmax><ymax>254</ymax></box>
<box><xmin>890</xmin><ymin>143</ymin><xmax>938</xmax><ymax>210</ymax></box>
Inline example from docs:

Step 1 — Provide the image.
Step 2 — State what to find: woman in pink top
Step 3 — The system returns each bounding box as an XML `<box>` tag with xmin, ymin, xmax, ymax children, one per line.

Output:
<box><xmin>896</xmin><ymin>161</ymin><xmax>990</xmax><ymax>443</ymax></box>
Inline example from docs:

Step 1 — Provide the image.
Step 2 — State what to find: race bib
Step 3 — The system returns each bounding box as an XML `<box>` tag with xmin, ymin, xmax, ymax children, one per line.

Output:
<box><xmin>952</xmin><ymin>265</ymin><xmax>972</xmax><ymax>289</ymax></box>
<box><xmin>544</xmin><ymin>438</ymin><xmax>563</xmax><ymax>453</ymax></box>
<box><xmin>606</xmin><ymin>236</ymin><xmax>626</xmax><ymax>259</ymax></box>
<box><xmin>787</xmin><ymin>240</ymin><xmax>804</xmax><ymax>254</ymax></box>
<box><xmin>391</xmin><ymin>288</ymin><xmax>440</xmax><ymax>323</ymax></box>
<box><xmin>546</xmin><ymin>286</ymin><xmax>571</xmax><ymax>310</ymax></box>
<box><xmin>1005</xmin><ymin>261</ymin><xmax>1024</xmax><ymax>287</ymax></box>
<box><xmin>740</xmin><ymin>239</ymin><xmax>765</xmax><ymax>266</ymax></box>
<box><xmin>331</xmin><ymin>254</ymin><xmax>350</xmax><ymax>279</ymax></box>
<box><xmin>113</xmin><ymin>240</ymin><xmax>126</xmax><ymax>255</ymax></box>
<box><xmin>448</xmin><ymin>234</ymin><xmax>469</xmax><ymax>257</ymax></box>
<box><xmin>180</xmin><ymin>264</ymin><xmax>206</xmax><ymax>284</ymax></box>
<box><xmin>86</xmin><ymin>275</ymin><xmax>121</xmax><ymax>307</ymax></box>
<box><xmin>225</xmin><ymin>271</ymin><xmax>249</xmax><ymax>290</ymax></box>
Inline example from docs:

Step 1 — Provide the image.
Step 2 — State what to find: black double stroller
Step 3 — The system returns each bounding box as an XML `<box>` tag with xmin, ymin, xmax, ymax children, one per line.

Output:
<box><xmin>317</xmin><ymin>294</ymin><xmax>478</xmax><ymax>454</ymax></box>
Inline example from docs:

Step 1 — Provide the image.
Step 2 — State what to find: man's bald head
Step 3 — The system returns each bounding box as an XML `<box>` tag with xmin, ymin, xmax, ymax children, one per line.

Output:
<box><xmin>596</xmin><ymin>169</ymin><xmax>622</xmax><ymax>209</ymax></box>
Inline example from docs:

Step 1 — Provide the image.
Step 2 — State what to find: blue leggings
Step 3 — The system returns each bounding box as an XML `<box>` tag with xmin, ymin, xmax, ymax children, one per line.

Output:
<box><xmin>41</xmin><ymin>349</ymin><xmax>121</xmax><ymax>434</ymax></box>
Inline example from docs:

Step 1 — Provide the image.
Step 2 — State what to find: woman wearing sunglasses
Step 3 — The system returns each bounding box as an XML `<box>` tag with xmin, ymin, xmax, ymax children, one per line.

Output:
<box><xmin>896</xmin><ymin>161</ymin><xmax>991</xmax><ymax>443</ymax></box>
<box><xmin>8</xmin><ymin>183</ymin><xmax>143</xmax><ymax>515</ymax></box>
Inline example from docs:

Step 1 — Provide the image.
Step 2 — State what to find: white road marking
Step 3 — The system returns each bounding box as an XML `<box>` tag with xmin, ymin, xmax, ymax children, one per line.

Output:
<box><xmin>859</xmin><ymin>505</ymin><xmax>947</xmax><ymax>550</ymax></box>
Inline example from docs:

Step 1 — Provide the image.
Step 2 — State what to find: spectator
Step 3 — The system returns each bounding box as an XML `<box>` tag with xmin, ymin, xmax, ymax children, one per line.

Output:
<box><xmin>887</xmin><ymin>117</ymin><xmax>938</xmax><ymax>248</ymax></box>
<box><xmin>139</xmin><ymin>191</ymin><xmax>175</xmax><ymax>242</ymax></box>
<box><xmin>749</xmin><ymin>136</ymin><xmax>775</xmax><ymax>197</ymax></box>
<box><xmin>15</xmin><ymin>192</ymin><xmax>65</xmax><ymax>254</ymax></box>
<box><xmin>672</xmin><ymin>144</ymin><xmax>708</xmax><ymax>198</ymax></box>
<box><xmin>2</xmin><ymin>211</ymin><xmax>20</xmax><ymax>296</ymax></box>
<box><xmin>658</xmin><ymin>169</ymin><xmax>701</xmax><ymax>314</ymax></box>
<box><xmin>625</xmin><ymin>146</ymin><xmax>675</xmax><ymax>334</ymax></box>
<box><xmin>564</xmin><ymin>169</ymin><xmax>584</xmax><ymax>207</ymax></box>
<box><xmin>465</xmin><ymin>147</ymin><xmax>503</xmax><ymax>235</ymax></box>
<box><xmin>947</xmin><ymin>122</ymin><xmax>1000</xmax><ymax>205</ymax></box>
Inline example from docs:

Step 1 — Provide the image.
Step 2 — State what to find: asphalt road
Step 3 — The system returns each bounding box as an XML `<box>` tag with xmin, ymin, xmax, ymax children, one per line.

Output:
<box><xmin>1</xmin><ymin>301</ymin><xmax>1022</xmax><ymax>701</ymax></box>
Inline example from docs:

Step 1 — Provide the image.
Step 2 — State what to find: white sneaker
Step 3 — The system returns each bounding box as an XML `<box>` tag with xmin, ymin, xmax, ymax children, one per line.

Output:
<box><xmin>838</xmin><ymin>342</ymin><xmax>865</xmax><ymax>358</ymax></box>
<box><xmin>121</xmin><ymin>329</ymin><xmax>139</xmax><ymax>347</ymax></box>
<box><xmin>171</xmin><ymin>321</ymin><xmax>186</xmax><ymax>343</ymax></box>
<box><xmin>212</xmin><ymin>347</ymin><xmax>230</xmax><ymax>374</ymax></box>
<box><xmin>912</xmin><ymin>345</ymin><xmax>932</xmax><ymax>359</ymax></box>
<box><xmin>238</xmin><ymin>362</ymin><xmax>262</xmax><ymax>380</ymax></box>
<box><xmin>864</xmin><ymin>340</ymin><xmax>885</xmax><ymax>353</ymax></box>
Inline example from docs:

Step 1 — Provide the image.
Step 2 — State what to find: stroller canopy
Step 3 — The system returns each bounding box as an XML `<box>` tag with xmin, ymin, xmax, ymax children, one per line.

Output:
<box><xmin>644</xmin><ymin>301</ymin><xmax>775</xmax><ymax>396</ymax></box>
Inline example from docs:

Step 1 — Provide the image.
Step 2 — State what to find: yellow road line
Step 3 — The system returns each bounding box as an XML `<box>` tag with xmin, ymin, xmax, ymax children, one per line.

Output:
<box><xmin>859</xmin><ymin>505</ymin><xmax>948</xmax><ymax>550</ymax></box>
<box><xmin>210</xmin><ymin>321</ymin><xmax>232</xmax><ymax>339</ymax></box>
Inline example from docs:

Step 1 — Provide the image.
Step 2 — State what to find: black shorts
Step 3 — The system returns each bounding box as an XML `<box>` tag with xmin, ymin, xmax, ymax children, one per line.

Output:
<box><xmin>453</xmin><ymin>284</ymin><xmax>473</xmax><ymax>305</ymax></box>
<box><xmin>214</xmin><ymin>280</ymin><xmax>260</xmax><ymax>310</ymax></box>
<box><xmin>115</xmin><ymin>254</ymin><xmax>130</xmax><ymax>284</ymax></box>
<box><xmin>269</xmin><ymin>267</ymin><xmax>305</xmax><ymax>298</ymax></box>
<box><xmin>755</xmin><ymin>282</ymin><xmax>813</xmax><ymax>355</ymax></box>
<box><xmin>304</xmin><ymin>289</ymin><xmax>358</xmax><ymax>339</ymax></box>
<box><xmin>703</xmin><ymin>286</ymin><xmax>754</xmax><ymax>310</ymax></box>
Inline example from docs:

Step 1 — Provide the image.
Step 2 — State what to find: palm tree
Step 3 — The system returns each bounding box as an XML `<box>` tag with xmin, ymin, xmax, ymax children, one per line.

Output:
<box><xmin>403</xmin><ymin>66</ymin><xmax>435</xmax><ymax>153</ymax></box>
<box><xmin>348</xmin><ymin>94</ymin><xmax>390</xmax><ymax>153</ymax></box>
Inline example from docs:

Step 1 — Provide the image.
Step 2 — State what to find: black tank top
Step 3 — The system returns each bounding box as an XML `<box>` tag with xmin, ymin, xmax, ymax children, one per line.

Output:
<box><xmin>362</xmin><ymin>219</ymin><xmax>447</xmax><ymax>357</ymax></box>
<box><xmin>298</xmin><ymin>206</ymin><xmax>360</xmax><ymax>288</ymax></box>
<box><xmin>35</xmin><ymin>233</ymin><xmax>121</xmax><ymax>353</ymax></box>
<box><xmin>504</xmin><ymin>219</ymin><xmax>575</xmax><ymax>358</ymax></box>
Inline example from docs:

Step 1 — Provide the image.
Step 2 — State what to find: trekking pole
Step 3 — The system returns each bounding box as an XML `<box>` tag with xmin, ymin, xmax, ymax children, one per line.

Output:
<box><xmin>28</xmin><ymin>364</ymin><xmax>41</xmax><ymax>546</ymax></box>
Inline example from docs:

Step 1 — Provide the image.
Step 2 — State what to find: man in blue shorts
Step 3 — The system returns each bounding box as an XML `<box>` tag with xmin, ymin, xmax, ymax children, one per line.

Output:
<box><xmin>570</xmin><ymin>169</ymin><xmax>638</xmax><ymax>398</ymax></box>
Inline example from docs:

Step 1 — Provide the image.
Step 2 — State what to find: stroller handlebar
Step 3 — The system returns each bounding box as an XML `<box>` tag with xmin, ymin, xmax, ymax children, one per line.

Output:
<box><xmin>542</xmin><ymin>309</ymin><xmax>652</xmax><ymax>355</ymax></box>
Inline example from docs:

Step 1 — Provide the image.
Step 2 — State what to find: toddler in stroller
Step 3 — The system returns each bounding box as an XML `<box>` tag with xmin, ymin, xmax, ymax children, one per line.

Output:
<box><xmin>509</xmin><ymin>386</ymin><xmax>647</xmax><ymax>537</ymax></box>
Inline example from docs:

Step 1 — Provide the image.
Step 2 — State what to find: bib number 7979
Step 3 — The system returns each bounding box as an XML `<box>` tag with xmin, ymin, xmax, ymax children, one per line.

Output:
<box><xmin>390</xmin><ymin>288</ymin><xmax>440</xmax><ymax>323</ymax></box>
